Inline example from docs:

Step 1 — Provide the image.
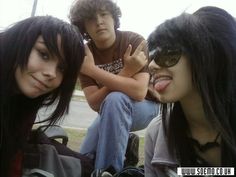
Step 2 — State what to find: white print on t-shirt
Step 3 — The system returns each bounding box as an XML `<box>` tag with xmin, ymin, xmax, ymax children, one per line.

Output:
<box><xmin>97</xmin><ymin>58</ymin><xmax>123</xmax><ymax>74</ymax></box>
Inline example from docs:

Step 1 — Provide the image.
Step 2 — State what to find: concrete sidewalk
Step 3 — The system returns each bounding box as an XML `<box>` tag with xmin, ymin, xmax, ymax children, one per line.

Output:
<box><xmin>73</xmin><ymin>90</ymin><xmax>84</xmax><ymax>97</ymax></box>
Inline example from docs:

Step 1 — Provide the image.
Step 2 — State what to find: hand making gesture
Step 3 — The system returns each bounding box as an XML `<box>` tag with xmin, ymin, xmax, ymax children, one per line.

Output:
<box><xmin>122</xmin><ymin>40</ymin><xmax>148</xmax><ymax>76</ymax></box>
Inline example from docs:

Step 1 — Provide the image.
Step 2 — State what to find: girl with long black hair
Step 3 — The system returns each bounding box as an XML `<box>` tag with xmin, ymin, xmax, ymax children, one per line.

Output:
<box><xmin>145</xmin><ymin>6</ymin><xmax>236</xmax><ymax>176</ymax></box>
<box><xmin>0</xmin><ymin>16</ymin><xmax>84</xmax><ymax>177</ymax></box>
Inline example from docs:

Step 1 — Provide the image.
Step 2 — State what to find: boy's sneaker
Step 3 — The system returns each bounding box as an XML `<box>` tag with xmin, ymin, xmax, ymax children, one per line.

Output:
<box><xmin>91</xmin><ymin>166</ymin><xmax>116</xmax><ymax>177</ymax></box>
<box><xmin>124</xmin><ymin>133</ymin><xmax>140</xmax><ymax>167</ymax></box>
<box><xmin>101</xmin><ymin>171</ymin><xmax>113</xmax><ymax>177</ymax></box>
<box><xmin>91</xmin><ymin>167</ymin><xmax>114</xmax><ymax>177</ymax></box>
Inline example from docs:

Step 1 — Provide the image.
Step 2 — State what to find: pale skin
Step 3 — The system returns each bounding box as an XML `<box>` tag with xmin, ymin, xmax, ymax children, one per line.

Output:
<box><xmin>84</xmin><ymin>10</ymin><xmax>116</xmax><ymax>49</ymax></box>
<box><xmin>15</xmin><ymin>36</ymin><xmax>63</xmax><ymax>98</ymax></box>
<box><xmin>80</xmin><ymin>10</ymin><xmax>149</xmax><ymax>112</ymax></box>
<box><xmin>149</xmin><ymin>57</ymin><xmax>221</xmax><ymax>166</ymax></box>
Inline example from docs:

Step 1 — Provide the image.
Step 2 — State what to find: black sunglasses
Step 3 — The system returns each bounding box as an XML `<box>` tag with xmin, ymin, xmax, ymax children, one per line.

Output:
<box><xmin>149</xmin><ymin>46</ymin><xmax>182</xmax><ymax>67</ymax></box>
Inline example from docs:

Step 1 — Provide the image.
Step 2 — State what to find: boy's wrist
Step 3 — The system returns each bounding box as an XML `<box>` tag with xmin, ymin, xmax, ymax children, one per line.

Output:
<box><xmin>119</xmin><ymin>68</ymin><xmax>133</xmax><ymax>77</ymax></box>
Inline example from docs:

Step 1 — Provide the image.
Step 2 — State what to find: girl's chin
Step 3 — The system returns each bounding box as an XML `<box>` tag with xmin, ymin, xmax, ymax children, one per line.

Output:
<box><xmin>24</xmin><ymin>91</ymin><xmax>44</xmax><ymax>98</ymax></box>
<box><xmin>158</xmin><ymin>96</ymin><xmax>177</xmax><ymax>103</ymax></box>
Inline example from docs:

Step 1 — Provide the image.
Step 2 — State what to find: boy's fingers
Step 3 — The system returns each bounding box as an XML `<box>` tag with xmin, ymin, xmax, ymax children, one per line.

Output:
<box><xmin>133</xmin><ymin>40</ymin><xmax>146</xmax><ymax>55</ymax></box>
<box><xmin>124</xmin><ymin>44</ymin><xmax>132</xmax><ymax>58</ymax></box>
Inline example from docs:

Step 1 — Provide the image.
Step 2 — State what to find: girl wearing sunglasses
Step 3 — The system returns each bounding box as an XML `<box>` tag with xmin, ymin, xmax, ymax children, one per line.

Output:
<box><xmin>0</xmin><ymin>16</ymin><xmax>84</xmax><ymax>177</ymax></box>
<box><xmin>145</xmin><ymin>6</ymin><xmax>236</xmax><ymax>176</ymax></box>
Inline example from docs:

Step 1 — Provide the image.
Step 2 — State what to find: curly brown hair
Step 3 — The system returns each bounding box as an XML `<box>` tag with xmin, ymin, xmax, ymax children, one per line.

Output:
<box><xmin>69</xmin><ymin>0</ymin><xmax>121</xmax><ymax>40</ymax></box>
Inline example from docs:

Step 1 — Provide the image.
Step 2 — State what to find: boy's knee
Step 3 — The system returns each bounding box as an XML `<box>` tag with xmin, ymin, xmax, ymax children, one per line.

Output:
<box><xmin>104</xmin><ymin>92</ymin><xmax>130</xmax><ymax>105</ymax></box>
<box><xmin>100</xmin><ymin>92</ymin><xmax>133</xmax><ymax>115</ymax></box>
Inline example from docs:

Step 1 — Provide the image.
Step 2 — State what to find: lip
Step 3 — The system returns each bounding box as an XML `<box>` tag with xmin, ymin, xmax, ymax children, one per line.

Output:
<box><xmin>96</xmin><ymin>28</ymin><xmax>107</xmax><ymax>33</ymax></box>
<box><xmin>31</xmin><ymin>76</ymin><xmax>49</xmax><ymax>91</ymax></box>
<box><xmin>152</xmin><ymin>74</ymin><xmax>172</xmax><ymax>92</ymax></box>
<box><xmin>152</xmin><ymin>74</ymin><xmax>172</xmax><ymax>83</ymax></box>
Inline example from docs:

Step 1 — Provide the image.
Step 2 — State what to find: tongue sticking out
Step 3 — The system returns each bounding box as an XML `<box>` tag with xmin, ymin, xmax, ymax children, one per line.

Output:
<box><xmin>154</xmin><ymin>80</ymin><xmax>171</xmax><ymax>92</ymax></box>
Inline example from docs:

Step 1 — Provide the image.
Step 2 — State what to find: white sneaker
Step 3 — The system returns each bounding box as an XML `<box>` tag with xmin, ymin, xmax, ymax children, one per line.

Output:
<box><xmin>101</xmin><ymin>171</ymin><xmax>113</xmax><ymax>177</ymax></box>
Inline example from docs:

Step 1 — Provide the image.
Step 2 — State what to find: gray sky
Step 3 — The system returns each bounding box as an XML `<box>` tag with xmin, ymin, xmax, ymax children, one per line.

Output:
<box><xmin>1</xmin><ymin>0</ymin><xmax>236</xmax><ymax>38</ymax></box>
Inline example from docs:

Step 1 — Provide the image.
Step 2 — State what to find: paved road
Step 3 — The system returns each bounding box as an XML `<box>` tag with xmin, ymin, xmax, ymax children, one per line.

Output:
<box><xmin>37</xmin><ymin>99</ymin><xmax>146</xmax><ymax>136</ymax></box>
<box><xmin>61</xmin><ymin>100</ymin><xmax>98</xmax><ymax>129</ymax></box>
<box><xmin>37</xmin><ymin>100</ymin><xmax>97</xmax><ymax>129</ymax></box>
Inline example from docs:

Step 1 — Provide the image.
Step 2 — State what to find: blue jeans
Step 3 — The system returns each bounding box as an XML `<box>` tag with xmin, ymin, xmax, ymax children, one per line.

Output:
<box><xmin>80</xmin><ymin>92</ymin><xmax>159</xmax><ymax>172</ymax></box>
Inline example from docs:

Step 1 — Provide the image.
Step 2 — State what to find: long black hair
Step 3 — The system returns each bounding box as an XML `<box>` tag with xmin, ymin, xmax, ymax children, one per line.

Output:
<box><xmin>148</xmin><ymin>6</ymin><xmax>236</xmax><ymax>165</ymax></box>
<box><xmin>0</xmin><ymin>16</ymin><xmax>84</xmax><ymax>176</ymax></box>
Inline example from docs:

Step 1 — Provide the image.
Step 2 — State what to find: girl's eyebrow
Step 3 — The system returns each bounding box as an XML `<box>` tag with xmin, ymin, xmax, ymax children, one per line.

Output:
<box><xmin>35</xmin><ymin>40</ymin><xmax>47</xmax><ymax>49</ymax></box>
<box><xmin>35</xmin><ymin>40</ymin><xmax>49</xmax><ymax>52</ymax></box>
<box><xmin>37</xmin><ymin>40</ymin><xmax>45</xmax><ymax>44</ymax></box>
<box><xmin>36</xmin><ymin>36</ymin><xmax>46</xmax><ymax>44</ymax></box>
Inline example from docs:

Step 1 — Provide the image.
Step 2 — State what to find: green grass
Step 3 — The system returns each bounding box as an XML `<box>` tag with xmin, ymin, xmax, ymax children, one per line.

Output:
<box><xmin>64</xmin><ymin>128</ymin><xmax>145</xmax><ymax>166</ymax></box>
